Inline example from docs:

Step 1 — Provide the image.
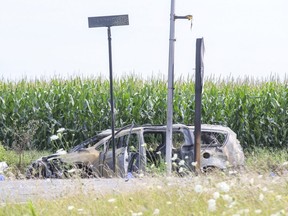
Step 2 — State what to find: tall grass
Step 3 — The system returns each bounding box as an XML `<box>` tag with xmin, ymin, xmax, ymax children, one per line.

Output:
<box><xmin>0</xmin><ymin>75</ymin><xmax>287</xmax><ymax>151</ymax></box>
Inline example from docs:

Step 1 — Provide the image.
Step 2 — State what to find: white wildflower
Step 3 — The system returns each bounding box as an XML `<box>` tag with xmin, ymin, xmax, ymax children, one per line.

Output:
<box><xmin>238</xmin><ymin>209</ymin><xmax>250</xmax><ymax>214</ymax></box>
<box><xmin>262</xmin><ymin>187</ymin><xmax>268</xmax><ymax>192</ymax></box>
<box><xmin>57</xmin><ymin>128</ymin><xmax>65</xmax><ymax>133</ymax></box>
<box><xmin>185</xmin><ymin>155</ymin><xmax>189</xmax><ymax>159</ymax></box>
<box><xmin>171</xmin><ymin>154</ymin><xmax>178</xmax><ymax>161</ymax></box>
<box><xmin>156</xmin><ymin>185</ymin><xmax>162</xmax><ymax>189</ymax></box>
<box><xmin>270</xmin><ymin>211</ymin><xmax>283</xmax><ymax>216</ymax></box>
<box><xmin>77</xmin><ymin>208</ymin><xmax>84</xmax><ymax>212</ymax></box>
<box><xmin>108</xmin><ymin>198</ymin><xmax>116</xmax><ymax>203</ymax></box>
<box><xmin>67</xmin><ymin>205</ymin><xmax>74</xmax><ymax>211</ymax></box>
<box><xmin>255</xmin><ymin>209</ymin><xmax>262</xmax><ymax>214</ymax></box>
<box><xmin>275</xmin><ymin>195</ymin><xmax>282</xmax><ymax>200</ymax></box>
<box><xmin>244</xmin><ymin>209</ymin><xmax>250</xmax><ymax>214</ymax></box>
<box><xmin>132</xmin><ymin>212</ymin><xmax>143</xmax><ymax>216</ymax></box>
<box><xmin>217</xmin><ymin>182</ymin><xmax>230</xmax><ymax>193</ymax></box>
<box><xmin>67</xmin><ymin>168</ymin><xmax>77</xmax><ymax>173</ymax></box>
<box><xmin>225</xmin><ymin>161</ymin><xmax>230</xmax><ymax>167</ymax></box>
<box><xmin>249</xmin><ymin>178</ymin><xmax>254</xmax><ymax>185</ymax></box>
<box><xmin>222</xmin><ymin>194</ymin><xmax>233</xmax><ymax>203</ymax></box>
<box><xmin>50</xmin><ymin>135</ymin><xmax>59</xmax><ymax>141</ymax></box>
<box><xmin>56</xmin><ymin>148</ymin><xmax>66</xmax><ymax>154</ymax></box>
<box><xmin>153</xmin><ymin>209</ymin><xmax>160</xmax><ymax>215</ymax></box>
<box><xmin>228</xmin><ymin>201</ymin><xmax>237</xmax><ymax>208</ymax></box>
<box><xmin>258</xmin><ymin>175</ymin><xmax>263</xmax><ymax>179</ymax></box>
<box><xmin>178</xmin><ymin>167</ymin><xmax>184</xmax><ymax>173</ymax></box>
<box><xmin>178</xmin><ymin>160</ymin><xmax>185</xmax><ymax>166</ymax></box>
<box><xmin>156</xmin><ymin>151</ymin><xmax>161</xmax><ymax>155</ymax></box>
<box><xmin>194</xmin><ymin>184</ymin><xmax>203</xmax><ymax>193</ymax></box>
<box><xmin>141</xmin><ymin>143</ymin><xmax>147</xmax><ymax>147</ymax></box>
<box><xmin>282</xmin><ymin>161</ymin><xmax>288</xmax><ymax>166</ymax></box>
<box><xmin>229</xmin><ymin>170</ymin><xmax>238</xmax><ymax>175</ymax></box>
<box><xmin>166</xmin><ymin>201</ymin><xmax>172</xmax><ymax>205</ymax></box>
<box><xmin>213</xmin><ymin>192</ymin><xmax>220</xmax><ymax>200</ymax></box>
<box><xmin>259</xmin><ymin>193</ymin><xmax>264</xmax><ymax>201</ymax></box>
<box><xmin>57</xmin><ymin>132</ymin><xmax>63</xmax><ymax>139</ymax></box>
<box><xmin>191</xmin><ymin>161</ymin><xmax>197</xmax><ymax>167</ymax></box>
<box><xmin>208</xmin><ymin>199</ymin><xmax>216</xmax><ymax>212</ymax></box>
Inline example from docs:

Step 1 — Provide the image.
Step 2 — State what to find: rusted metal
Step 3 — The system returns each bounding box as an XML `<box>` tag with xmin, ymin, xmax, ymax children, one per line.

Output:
<box><xmin>194</xmin><ymin>38</ymin><xmax>205</xmax><ymax>170</ymax></box>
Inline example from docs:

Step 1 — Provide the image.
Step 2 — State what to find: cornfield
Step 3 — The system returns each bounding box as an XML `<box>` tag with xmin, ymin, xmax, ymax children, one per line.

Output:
<box><xmin>0</xmin><ymin>75</ymin><xmax>287</xmax><ymax>151</ymax></box>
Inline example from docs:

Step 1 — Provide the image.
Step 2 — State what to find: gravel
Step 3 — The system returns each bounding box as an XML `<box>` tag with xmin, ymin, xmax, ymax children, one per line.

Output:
<box><xmin>0</xmin><ymin>177</ymin><xmax>168</xmax><ymax>203</ymax></box>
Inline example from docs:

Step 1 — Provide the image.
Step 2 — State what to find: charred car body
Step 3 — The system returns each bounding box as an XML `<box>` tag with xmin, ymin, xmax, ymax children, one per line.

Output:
<box><xmin>26</xmin><ymin>124</ymin><xmax>244</xmax><ymax>178</ymax></box>
<box><xmin>189</xmin><ymin>125</ymin><xmax>245</xmax><ymax>172</ymax></box>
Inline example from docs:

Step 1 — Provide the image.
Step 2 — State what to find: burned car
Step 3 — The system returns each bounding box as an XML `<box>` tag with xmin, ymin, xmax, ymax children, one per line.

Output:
<box><xmin>189</xmin><ymin>124</ymin><xmax>245</xmax><ymax>171</ymax></box>
<box><xmin>26</xmin><ymin>124</ymin><xmax>244</xmax><ymax>178</ymax></box>
<box><xmin>26</xmin><ymin>124</ymin><xmax>195</xmax><ymax>178</ymax></box>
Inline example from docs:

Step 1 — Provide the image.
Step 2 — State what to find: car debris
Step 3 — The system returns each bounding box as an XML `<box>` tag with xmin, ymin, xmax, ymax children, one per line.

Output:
<box><xmin>26</xmin><ymin>124</ymin><xmax>244</xmax><ymax>179</ymax></box>
<box><xmin>189</xmin><ymin>125</ymin><xmax>245</xmax><ymax>172</ymax></box>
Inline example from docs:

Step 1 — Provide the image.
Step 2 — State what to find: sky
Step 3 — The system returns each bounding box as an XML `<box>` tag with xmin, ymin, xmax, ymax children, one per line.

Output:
<box><xmin>0</xmin><ymin>0</ymin><xmax>287</xmax><ymax>81</ymax></box>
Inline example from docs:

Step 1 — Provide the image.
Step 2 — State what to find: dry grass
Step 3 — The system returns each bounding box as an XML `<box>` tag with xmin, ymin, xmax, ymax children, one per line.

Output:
<box><xmin>1</xmin><ymin>148</ymin><xmax>288</xmax><ymax>215</ymax></box>
<box><xmin>1</xmin><ymin>170</ymin><xmax>288</xmax><ymax>216</ymax></box>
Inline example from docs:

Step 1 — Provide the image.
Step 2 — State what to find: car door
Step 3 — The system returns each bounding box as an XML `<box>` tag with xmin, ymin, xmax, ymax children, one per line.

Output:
<box><xmin>172</xmin><ymin>127</ymin><xmax>194</xmax><ymax>171</ymax></box>
<box><xmin>102</xmin><ymin>134</ymin><xmax>129</xmax><ymax>178</ymax></box>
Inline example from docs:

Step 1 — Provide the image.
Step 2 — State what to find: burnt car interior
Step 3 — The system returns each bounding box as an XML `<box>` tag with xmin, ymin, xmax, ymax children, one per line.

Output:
<box><xmin>201</xmin><ymin>131</ymin><xmax>227</xmax><ymax>147</ymax></box>
<box><xmin>95</xmin><ymin>125</ymin><xmax>194</xmax><ymax>176</ymax></box>
<box><xmin>130</xmin><ymin>127</ymin><xmax>194</xmax><ymax>174</ymax></box>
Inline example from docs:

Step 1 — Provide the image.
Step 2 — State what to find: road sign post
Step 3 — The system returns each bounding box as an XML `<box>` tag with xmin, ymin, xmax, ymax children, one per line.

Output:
<box><xmin>88</xmin><ymin>14</ymin><xmax>129</xmax><ymax>174</ymax></box>
<box><xmin>194</xmin><ymin>38</ymin><xmax>205</xmax><ymax>171</ymax></box>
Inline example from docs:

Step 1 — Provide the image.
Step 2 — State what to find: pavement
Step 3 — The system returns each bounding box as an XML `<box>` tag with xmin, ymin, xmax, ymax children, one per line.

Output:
<box><xmin>0</xmin><ymin>177</ymin><xmax>169</xmax><ymax>203</ymax></box>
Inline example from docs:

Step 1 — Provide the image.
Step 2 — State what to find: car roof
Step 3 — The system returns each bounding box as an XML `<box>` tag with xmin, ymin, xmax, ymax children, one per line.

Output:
<box><xmin>104</xmin><ymin>123</ymin><xmax>190</xmax><ymax>135</ymax></box>
<box><xmin>188</xmin><ymin>124</ymin><xmax>237</xmax><ymax>137</ymax></box>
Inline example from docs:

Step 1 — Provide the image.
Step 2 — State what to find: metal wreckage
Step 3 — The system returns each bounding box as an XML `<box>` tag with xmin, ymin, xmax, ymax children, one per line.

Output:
<box><xmin>26</xmin><ymin>124</ymin><xmax>245</xmax><ymax>179</ymax></box>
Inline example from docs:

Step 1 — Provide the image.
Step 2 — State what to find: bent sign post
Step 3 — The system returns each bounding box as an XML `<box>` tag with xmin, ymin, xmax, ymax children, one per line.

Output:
<box><xmin>194</xmin><ymin>38</ymin><xmax>205</xmax><ymax>171</ymax></box>
<box><xmin>88</xmin><ymin>15</ymin><xmax>129</xmax><ymax>174</ymax></box>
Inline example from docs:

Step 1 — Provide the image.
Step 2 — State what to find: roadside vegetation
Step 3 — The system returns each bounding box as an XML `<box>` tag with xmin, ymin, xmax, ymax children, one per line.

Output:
<box><xmin>0</xmin><ymin>75</ymin><xmax>287</xmax><ymax>215</ymax></box>
<box><xmin>1</xmin><ymin>166</ymin><xmax>288</xmax><ymax>215</ymax></box>
<box><xmin>1</xmin><ymin>144</ymin><xmax>288</xmax><ymax>215</ymax></box>
<box><xmin>1</xmin><ymin>142</ymin><xmax>287</xmax><ymax>179</ymax></box>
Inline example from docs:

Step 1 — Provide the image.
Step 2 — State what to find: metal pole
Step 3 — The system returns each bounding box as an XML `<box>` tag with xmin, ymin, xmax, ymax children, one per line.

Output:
<box><xmin>107</xmin><ymin>26</ymin><xmax>116</xmax><ymax>174</ymax></box>
<box><xmin>166</xmin><ymin>0</ymin><xmax>176</xmax><ymax>175</ymax></box>
<box><xmin>194</xmin><ymin>38</ymin><xmax>204</xmax><ymax>171</ymax></box>
<box><xmin>88</xmin><ymin>15</ymin><xmax>129</xmax><ymax>175</ymax></box>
